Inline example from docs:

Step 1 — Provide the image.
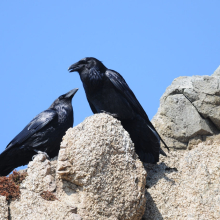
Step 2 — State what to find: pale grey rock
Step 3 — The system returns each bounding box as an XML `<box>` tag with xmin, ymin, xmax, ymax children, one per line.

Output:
<box><xmin>10</xmin><ymin>155</ymin><xmax>81</xmax><ymax>220</ymax></box>
<box><xmin>142</xmin><ymin>135</ymin><xmax>220</xmax><ymax>220</ymax></box>
<box><xmin>0</xmin><ymin>195</ymin><xmax>8</xmax><ymax>220</ymax></box>
<box><xmin>57</xmin><ymin>113</ymin><xmax>147</xmax><ymax>220</ymax></box>
<box><xmin>10</xmin><ymin>189</ymin><xmax>82</xmax><ymax>220</ymax></box>
<box><xmin>212</xmin><ymin>65</ymin><xmax>220</xmax><ymax>77</ymax></box>
<box><xmin>20</xmin><ymin>154</ymin><xmax>56</xmax><ymax>193</ymax></box>
<box><xmin>162</xmin><ymin>94</ymin><xmax>212</xmax><ymax>141</ymax></box>
<box><xmin>152</xmin><ymin>66</ymin><xmax>220</xmax><ymax>149</ymax></box>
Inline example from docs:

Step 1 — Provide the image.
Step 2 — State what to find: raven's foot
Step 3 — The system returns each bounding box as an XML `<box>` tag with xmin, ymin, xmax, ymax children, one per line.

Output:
<box><xmin>100</xmin><ymin>110</ymin><xmax>118</xmax><ymax>118</ymax></box>
<box><xmin>32</xmin><ymin>151</ymin><xmax>50</xmax><ymax>160</ymax></box>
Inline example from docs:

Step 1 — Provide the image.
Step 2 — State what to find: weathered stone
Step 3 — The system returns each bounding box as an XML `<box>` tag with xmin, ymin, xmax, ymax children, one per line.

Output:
<box><xmin>152</xmin><ymin>66</ymin><xmax>220</xmax><ymax>149</ymax></box>
<box><xmin>212</xmin><ymin>65</ymin><xmax>220</xmax><ymax>77</ymax></box>
<box><xmin>191</xmin><ymin>75</ymin><xmax>219</xmax><ymax>95</ymax></box>
<box><xmin>10</xmin><ymin>189</ymin><xmax>82</xmax><ymax>220</ymax></box>
<box><xmin>57</xmin><ymin>113</ymin><xmax>147</xmax><ymax>220</ymax></box>
<box><xmin>142</xmin><ymin>136</ymin><xmax>220</xmax><ymax>220</ymax></box>
<box><xmin>21</xmin><ymin>153</ymin><xmax>56</xmax><ymax>193</ymax></box>
<box><xmin>163</xmin><ymin>94</ymin><xmax>212</xmax><ymax>141</ymax></box>
<box><xmin>0</xmin><ymin>195</ymin><xmax>8</xmax><ymax>220</ymax></box>
<box><xmin>7</xmin><ymin>114</ymin><xmax>146</xmax><ymax>220</ymax></box>
<box><xmin>187</xmin><ymin>136</ymin><xmax>203</xmax><ymax>150</ymax></box>
<box><xmin>9</xmin><ymin>155</ymin><xmax>81</xmax><ymax>220</ymax></box>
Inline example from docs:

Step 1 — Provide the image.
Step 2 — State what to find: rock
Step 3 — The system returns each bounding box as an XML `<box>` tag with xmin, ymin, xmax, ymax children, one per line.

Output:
<box><xmin>57</xmin><ymin>113</ymin><xmax>147</xmax><ymax>220</ymax></box>
<box><xmin>4</xmin><ymin>65</ymin><xmax>220</xmax><ymax>219</ymax></box>
<box><xmin>7</xmin><ymin>114</ymin><xmax>146</xmax><ymax>220</ymax></box>
<box><xmin>10</xmin><ymin>189</ymin><xmax>82</xmax><ymax>220</ymax></box>
<box><xmin>21</xmin><ymin>154</ymin><xmax>56</xmax><ymax>193</ymax></box>
<box><xmin>212</xmin><ymin>65</ymin><xmax>220</xmax><ymax>77</ymax></box>
<box><xmin>142</xmin><ymin>135</ymin><xmax>220</xmax><ymax>220</ymax></box>
<box><xmin>10</xmin><ymin>155</ymin><xmax>81</xmax><ymax>220</ymax></box>
<box><xmin>0</xmin><ymin>195</ymin><xmax>8</xmax><ymax>220</ymax></box>
<box><xmin>152</xmin><ymin>66</ymin><xmax>220</xmax><ymax>149</ymax></box>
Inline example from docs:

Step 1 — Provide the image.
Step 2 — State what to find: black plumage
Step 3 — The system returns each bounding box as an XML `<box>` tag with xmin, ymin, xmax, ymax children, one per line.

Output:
<box><xmin>0</xmin><ymin>88</ymin><xmax>78</xmax><ymax>176</ymax></box>
<box><xmin>68</xmin><ymin>57</ymin><xmax>169</xmax><ymax>163</ymax></box>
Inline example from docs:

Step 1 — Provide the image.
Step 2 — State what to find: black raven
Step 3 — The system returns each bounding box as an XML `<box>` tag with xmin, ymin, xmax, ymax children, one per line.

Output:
<box><xmin>0</xmin><ymin>88</ymin><xmax>78</xmax><ymax>176</ymax></box>
<box><xmin>68</xmin><ymin>57</ymin><xmax>169</xmax><ymax>163</ymax></box>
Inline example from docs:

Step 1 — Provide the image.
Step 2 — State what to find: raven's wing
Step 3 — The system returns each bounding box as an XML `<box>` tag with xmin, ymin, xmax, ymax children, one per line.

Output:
<box><xmin>105</xmin><ymin>69</ymin><xmax>169</xmax><ymax>151</ymax></box>
<box><xmin>5</xmin><ymin>109</ymin><xmax>58</xmax><ymax>151</ymax></box>
<box><xmin>87</xmin><ymin>99</ymin><xmax>98</xmax><ymax>114</ymax></box>
<box><xmin>106</xmin><ymin>69</ymin><xmax>149</xmax><ymax>120</ymax></box>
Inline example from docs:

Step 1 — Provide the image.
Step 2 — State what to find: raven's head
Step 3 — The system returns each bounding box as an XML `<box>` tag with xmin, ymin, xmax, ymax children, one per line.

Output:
<box><xmin>58</xmin><ymin>88</ymin><xmax>78</xmax><ymax>100</ymax></box>
<box><xmin>68</xmin><ymin>57</ymin><xmax>107</xmax><ymax>74</ymax></box>
<box><xmin>50</xmin><ymin>88</ymin><xmax>78</xmax><ymax>108</ymax></box>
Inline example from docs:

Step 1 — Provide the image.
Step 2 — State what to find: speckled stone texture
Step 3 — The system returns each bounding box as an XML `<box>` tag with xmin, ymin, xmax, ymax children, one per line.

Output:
<box><xmin>9</xmin><ymin>155</ymin><xmax>82</xmax><ymax>220</ymax></box>
<box><xmin>143</xmin><ymin>134</ymin><xmax>220</xmax><ymax>220</ymax></box>
<box><xmin>0</xmin><ymin>195</ymin><xmax>8</xmax><ymax>220</ymax></box>
<box><xmin>6</xmin><ymin>114</ymin><xmax>146</xmax><ymax>220</ymax></box>
<box><xmin>57</xmin><ymin>113</ymin><xmax>147</xmax><ymax>220</ymax></box>
<box><xmin>3</xmin><ymin>112</ymin><xmax>219</xmax><ymax>219</ymax></box>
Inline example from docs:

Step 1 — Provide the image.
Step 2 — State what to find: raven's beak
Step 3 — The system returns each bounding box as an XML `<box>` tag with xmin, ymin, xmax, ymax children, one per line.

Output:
<box><xmin>68</xmin><ymin>62</ymin><xmax>83</xmax><ymax>72</ymax></box>
<box><xmin>64</xmin><ymin>88</ymin><xmax>78</xmax><ymax>99</ymax></box>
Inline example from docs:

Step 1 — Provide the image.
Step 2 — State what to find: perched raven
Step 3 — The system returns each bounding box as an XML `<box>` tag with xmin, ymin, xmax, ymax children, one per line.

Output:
<box><xmin>0</xmin><ymin>88</ymin><xmax>78</xmax><ymax>176</ymax></box>
<box><xmin>69</xmin><ymin>57</ymin><xmax>169</xmax><ymax>163</ymax></box>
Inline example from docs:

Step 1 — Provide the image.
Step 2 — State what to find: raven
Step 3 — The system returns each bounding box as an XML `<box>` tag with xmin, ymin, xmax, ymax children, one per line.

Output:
<box><xmin>0</xmin><ymin>88</ymin><xmax>78</xmax><ymax>176</ymax></box>
<box><xmin>68</xmin><ymin>57</ymin><xmax>169</xmax><ymax>163</ymax></box>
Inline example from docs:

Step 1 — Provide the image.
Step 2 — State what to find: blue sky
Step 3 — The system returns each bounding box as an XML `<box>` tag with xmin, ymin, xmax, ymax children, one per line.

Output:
<box><xmin>0</xmin><ymin>1</ymin><xmax>220</xmax><ymax>171</ymax></box>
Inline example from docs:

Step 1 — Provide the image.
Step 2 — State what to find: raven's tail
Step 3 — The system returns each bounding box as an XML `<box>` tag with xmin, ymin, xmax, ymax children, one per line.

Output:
<box><xmin>159</xmin><ymin>148</ymin><xmax>167</xmax><ymax>156</ymax></box>
<box><xmin>0</xmin><ymin>150</ymin><xmax>16</xmax><ymax>176</ymax></box>
<box><xmin>146</xmin><ymin>119</ymin><xmax>170</xmax><ymax>152</ymax></box>
<box><xmin>0</xmin><ymin>165</ymin><xmax>15</xmax><ymax>176</ymax></box>
<box><xmin>0</xmin><ymin>147</ymin><xmax>31</xmax><ymax>176</ymax></box>
<box><xmin>121</xmin><ymin>116</ymin><xmax>161</xmax><ymax>164</ymax></box>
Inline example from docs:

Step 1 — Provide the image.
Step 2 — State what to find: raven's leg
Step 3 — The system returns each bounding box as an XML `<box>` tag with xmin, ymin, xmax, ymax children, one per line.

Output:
<box><xmin>32</xmin><ymin>150</ymin><xmax>50</xmax><ymax>160</ymax></box>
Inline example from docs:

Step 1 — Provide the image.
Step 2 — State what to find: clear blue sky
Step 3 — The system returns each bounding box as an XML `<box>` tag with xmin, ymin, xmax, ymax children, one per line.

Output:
<box><xmin>0</xmin><ymin>1</ymin><xmax>220</xmax><ymax>171</ymax></box>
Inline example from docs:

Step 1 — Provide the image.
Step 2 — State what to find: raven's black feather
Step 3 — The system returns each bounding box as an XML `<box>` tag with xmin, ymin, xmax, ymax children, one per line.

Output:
<box><xmin>69</xmin><ymin>57</ymin><xmax>169</xmax><ymax>164</ymax></box>
<box><xmin>0</xmin><ymin>88</ymin><xmax>78</xmax><ymax>176</ymax></box>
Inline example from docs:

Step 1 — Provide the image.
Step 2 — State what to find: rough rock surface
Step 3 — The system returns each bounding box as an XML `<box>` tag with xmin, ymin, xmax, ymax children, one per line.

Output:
<box><xmin>152</xmin><ymin>66</ymin><xmax>220</xmax><ymax>149</ymax></box>
<box><xmin>142</xmin><ymin>134</ymin><xmax>220</xmax><ymax>220</ymax></box>
<box><xmin>21</xmin><ymin>154</ymin><xmax>57</xmax><ymax>193</ymax></box>
<box><xmin>0</xmin><ymin>195</ymin><xmax>8</xmax><ymax>220</ymax></box>
<box><xmin>10</xmin><ymin>155</ymin><xmax>82</xmax><ymax>220</ymax></box>
<box><xmin>6</xmin><ymin>114</ymin><xmax>146</xmax><ymax>220</ymax></box>
<box><xmin>57</xmin><ymin>113</ymin><xmax>147</xmax><ymax>220</ymax></box>
<box><xmin>3</xmin><ymin>65</ymin><xmax>220</xmax><ymax>219</ymax></box>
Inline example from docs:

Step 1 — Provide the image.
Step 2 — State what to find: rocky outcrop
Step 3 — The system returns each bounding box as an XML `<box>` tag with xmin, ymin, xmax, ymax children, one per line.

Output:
<box><xmin>57</xmin><ymin>114</ymin><xmax>146</xmax><ymax>220</ymax></box>
<box><xmin>142</xmin><ymin>134</ymin><xmax>220</xmax><ymax>220</ymax></box>
<box><xmin>9</xmin><ymin>155</ymin><xmax>77</xmax><ymax>220</ymax></box>
<box><xmin>152</xmin><ymin>66</ymin><xmax>220</xmax><ymax>149</ymax></box>
<box><xmin>0</xmin><ymin>196</ymin><xmax>8</xmax><ymax>220</ymax></box>
<box><xmin>7</xmin><ymin>114</ymin><xmax>147</xmax><ymax>220</ymax></box>
<box><xmin>2</xmin><ymin>67</ymin><xmax>220</xmax><ymax>219</ymax></box>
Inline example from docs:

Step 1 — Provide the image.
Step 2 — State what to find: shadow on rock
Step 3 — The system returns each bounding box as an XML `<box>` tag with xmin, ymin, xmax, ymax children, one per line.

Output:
<box><xmin>142</xmin><ymin>191</ymin><xmax>164</xmax><ymax>220</ymax></box>
<box><xmin>144</xmin><ymin>162</ymin><xmax>177</xmax><ymax>189</ymax></box>
<box><xmin>142</xmin><ymin>162</ymin><xmax>178</xmax><ymax>220</ymax></box>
